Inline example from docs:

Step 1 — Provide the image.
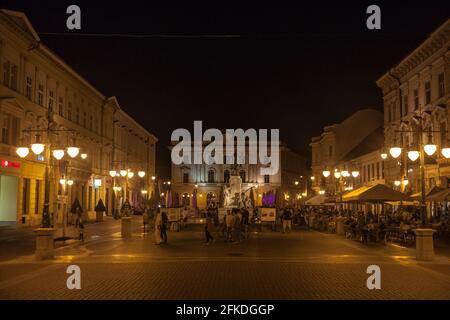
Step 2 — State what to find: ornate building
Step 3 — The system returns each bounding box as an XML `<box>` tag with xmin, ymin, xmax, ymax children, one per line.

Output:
<box><xmin>169</xmin><ymin>140</ymin><xmax>307</xmax><ymax>209</ymax></box>
<box><xmin>0</xmin><ymin>9</ymin><xmax>157</xmax><ymax>227</ymax></box>
<box><xmin>377</xmin><ymin>18</ymin><xmax>450</xmax><ymax>194</ymax></box>
<box><xmin>310</xmin><ymin>109</ymin><xmax>384</xmax><ymax>195</ymax></box>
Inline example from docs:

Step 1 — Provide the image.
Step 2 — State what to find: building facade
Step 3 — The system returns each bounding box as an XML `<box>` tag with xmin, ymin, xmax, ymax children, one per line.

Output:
<box><xmin>169</xmin><ymin>141</ymin><xmax>308</xmax><ymax>209</ymax></box>
<box><xmin>0</xmin><ymin>9</ymin><xmax>157</xmax><ymax>227</ymax></box>
<box><xmin>377</xmin><ymin>18</ymin><xmax>450</xmax><ymax>194</ymax></box>
<box><xmin>310</xmin><ymin>109</ymin><xmax>384</xmax><ymax>195</ymax></box>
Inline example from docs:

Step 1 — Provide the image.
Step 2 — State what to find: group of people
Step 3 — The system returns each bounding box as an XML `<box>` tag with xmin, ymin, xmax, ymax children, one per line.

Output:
<box><xmin>223</xmin><ymin>208</ymin><xmax>250</xmax><ymax>243</ymax></box>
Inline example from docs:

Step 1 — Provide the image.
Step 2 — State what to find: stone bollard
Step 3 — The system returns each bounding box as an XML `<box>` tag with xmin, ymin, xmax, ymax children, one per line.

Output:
<box><xmin>335</xmin><ymin>217</ymin><xmax>346</xmax><ymax>235</ymax></box>
<box><xmin>96</xmin><ymin>211</ymin><xmax>104</xmax><ymax>222</ymax></box>
<box><xmin>35</xmin><ymin>228</ymin><xmax>57</xmax><ymax>260</ymax></box>
<box><xmin>414</xmin><ymin>228</ymin><xmax>435</xmax><ymax>261</ymax></box>
<box><xmin>121</xmin><ymin>216</ymin><xmax>132</xmax><ymax>239</ymax></box>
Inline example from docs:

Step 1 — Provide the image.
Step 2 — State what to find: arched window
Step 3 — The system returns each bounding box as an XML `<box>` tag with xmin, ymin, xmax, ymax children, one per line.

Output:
<box><xmin>208</xmin><ymin>169</ymin><xmax>215</xmax><ymax>183</ymax></box>
<box><xmin>239</xmin><ymin>170</ymin><xmax>246</xmax><ymax>182</ymax></box>
<box><xmin>224</xmin><ymin>170</ymin><xmax>230</xmax><ymax>183</ymax></box>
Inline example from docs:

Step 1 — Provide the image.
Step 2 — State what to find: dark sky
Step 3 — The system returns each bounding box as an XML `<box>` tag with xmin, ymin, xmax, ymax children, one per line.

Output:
<box><xmin>2</xmin><ymin>1</ymin><xmax>449</xmax><ymax>178</ymax></box>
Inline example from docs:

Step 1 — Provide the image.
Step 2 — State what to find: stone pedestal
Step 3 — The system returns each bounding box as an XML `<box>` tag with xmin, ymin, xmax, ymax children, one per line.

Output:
<box><xmin>96</xmin><ymin>211</ymin><xmax>104</xmax><ymax>222</ymax></box>
<box><xmin>34</xmin><ymin>228</ymin><xmax>56</xmax><ymax>260</ymax></box>
<box><xmin>336</xmin><ymin>217</ymin><xmax>346</xmax><ymax>235</ymax></box>
<box><xmin>121</xmin><ymin>216</ymin><xmax>132</xmax><ymax>239</ymax></box>
<box><xmin>414</xmin><ymin>228</ymin><xmax>435</xmax><ymax>261</ymax></box>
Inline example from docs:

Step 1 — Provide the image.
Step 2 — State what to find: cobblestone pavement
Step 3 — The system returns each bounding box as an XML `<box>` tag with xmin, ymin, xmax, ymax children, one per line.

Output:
<box><xmin>1</xmin><ymin>217</ymin><xmax>450</xmax><ymax>300</ymax></box>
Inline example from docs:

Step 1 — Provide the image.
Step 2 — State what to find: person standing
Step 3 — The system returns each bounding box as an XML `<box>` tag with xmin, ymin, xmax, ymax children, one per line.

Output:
<box><xmin>242</xmin><ymin>208</ymin><xmax>250</xmax><ymax>240</ymax></box>
<box><xmin>154</xmin><ymin>209</ymin><xmax>162</xmax><ymax>245</ymax></box>
<box><xmin>225</xmin><ymin>210</ymin><xmax>234</xmax><ymax>242</ymax></box>
<box><xmin>283</xmin><ymin>207</ymin><xmax>292</xmax><ymax>233</ymax></box>
<box><xmin>78</xmin><ymin>221</ymin><xmax>85</xmax><ymax>242</ymax></box>
<box><xmin>143</xmin><ymin>209</ymin><xmax>150</xmax><ymax>233</ymax></box>
<box><xmin>160</xmin><ymin>210</ymin><xmax>168</xmax><ymax>244</ymax></box>
<box><xmin>233</xmin><ymin>209</ymin><xmax>242</xmax><ymax>243</ymax></box>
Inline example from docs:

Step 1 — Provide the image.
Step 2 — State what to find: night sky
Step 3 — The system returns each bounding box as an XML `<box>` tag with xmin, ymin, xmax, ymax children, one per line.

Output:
<box><xmin>2</xmin><ymin>1</ymin><xmax>450</xmax><ymax>178</ymax></box>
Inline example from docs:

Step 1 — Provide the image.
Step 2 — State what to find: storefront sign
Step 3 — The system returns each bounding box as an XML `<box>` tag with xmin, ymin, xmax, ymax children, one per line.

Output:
<box><xmin>1</xmin><ymin>160</ymin><xmax>20</xmax><ymax>168</ymax></box>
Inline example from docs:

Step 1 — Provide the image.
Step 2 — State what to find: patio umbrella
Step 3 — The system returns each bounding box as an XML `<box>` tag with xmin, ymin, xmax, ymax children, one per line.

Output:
<box><xmin>427</xmin><ymin>188</ymin><xmax>450</xmax><ymax>202</ymax></box>
<box><xmin>342</xmin><ymin>184</ymin><xmax>411</xmax><ymax>203</ymax></box>
<box><xmin>305</xmin><ymin>194</ymin><xmax>334</xmax><ymax>206</ymax></box>
<box><xmin>411</xmin><ymin>185</ymin><xmax>446</xmax><ymax>201</ymax></box>
<box><xmin>70</xmin><ymin>197</ymin><xmax>83</xmax><ymax>213</ymax></box>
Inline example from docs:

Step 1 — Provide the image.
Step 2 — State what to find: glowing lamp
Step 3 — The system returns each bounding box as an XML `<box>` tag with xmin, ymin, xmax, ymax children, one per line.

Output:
<box><xmin>120</xmin><ymin>170</ymin><xmax>127</xmax><ymax>177</ymax></box>
<box><xmin>67</xmin><ymin>147</ymin><xmax>80</xmax><ymax>158</ymax></box>
<box><xmin>138</xmin><ymin>171</ymin><xmax>146</xmax><ymax>178</ymax></box>
<box><xmin>424</xmin><ymin>144</ymin><xmax>437</xmax><ymax>156</ymax></box>
<box><xmin>441</xmin><ymin>148</ymin><xmax>450</xmax><ymax>159</ymax></box>
<box><xmin>67</xmin><ymin>180</ymin><xmax>74</xmax><ymax>186</ymax></box>
<box><xmin>52</xmin><ymin>149</ymin><xmax>65</xmax><ymax>160</ymax></box>
<box><xmin>109</xmin><ymin>170</ymin><xmax>117</xmax><ymax>177</ymax></box>
<box><xmin>381</xmin><ymin>153</ymin><xmax>388</xmax><ymax>160</ymax></box>
<box><xmin>16</xmin><ymin>147</ymin><xmax>29</xmax><ymax>158</ymax></box>
<box><xmin>351</xmin><ymin>171</ymin><xmax>360</xmax><ymax>178</ymax></box>
<box><xmin>31</xmin><ymin>143</ymin><xmax>45</xmax><ymax>155</ymax></box>
<box><xmin>127</xmin><ymin>171</ymin><xmax>134</xmax><ymax>178</ymax></box>
<box><xmin>80</xmin><ymin>153</ymin><xmax>87</xmax><ymax>159</ymax></box>
<box><xmin>394</xmin><ymin>180</ymin><xmax>401</xmax><ymax>187</ymax></box>
<box><xmin>407</xmin><ymin>151</ymin><xmax>420</xmax><ymax>162</ymax></box>
<box><xmin>389</xmin><ymin>147</ymin><xmax>402</xmax><ymax>159</ymax></box>
<box><xmin>322</xmin><ymin>170</ymin><xmax>330</xmax><ymax>178</ymax></box>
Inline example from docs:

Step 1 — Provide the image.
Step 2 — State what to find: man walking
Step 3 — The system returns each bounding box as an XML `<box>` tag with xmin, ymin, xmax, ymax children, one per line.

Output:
<box><xmin>283</xmin><ymin>207</ymin><xmax>292</xmax><ymax>233</ymax></box>
<box><xmin>160</xmin><ymin>210</ymin><xmax>168</xmax><ymax>244</ymax></box>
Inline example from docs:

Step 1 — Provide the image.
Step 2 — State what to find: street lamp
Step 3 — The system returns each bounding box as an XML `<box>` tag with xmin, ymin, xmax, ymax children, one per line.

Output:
<box><xmin>80</xmin><ymin>153</ymin><xmax>87</xmax><ymax>159</ymax></box>
<box><xmin>322</xmin><ymin>170</ymin><xmax>330</xmax><ymax>178</ymax></box>
<box><xmin>407</xmin><ymin>150</ymin><xmax>420</xmax><ymax>161</ymax></box>
<box><xmin>351</xmin><ymin>171</ymin><xmax>360</xmax><ymax>178</ymax></box>
<box><xmin>389</xmin><ymin>147</ymin><xmax>402</xmax><ymax>159</ymax></box>
<box><xmin>67</xmin><ymin>147</ymin><xmax>80</xmax><ymax>158</ymax></box>
<box><xmin>380</xmin><ymin>152</ymin><xmax>388</xmax><ymax>160</ymax></box>
<box><xmin>16</xmin><ymin>147</ymin><xmax>30</xmax><ymax>158</ymax></box>
<box><xmin>127</xmin><ymin>171</ymin><xmax>134</xmax><ymax>179</ymax></box>
<box><xmin>31</xmin><ymin>143</ymin><xmax>45</xmax><ymax>155</ymax></box>
<box><xmin>109</xmin><ymin>170</ymin><xmax>117</xmax><ymax>177</ymax></box>
<box><xmin>120</xmin><ymin>169</ymin><xmax>127</xmax><ymax>177</ymax></box>
<box><xmin>52</xmin><ymin>149</ymin><xmax>65</xmax><ymax>160</ymax></box>
<box><xmin>138</xmin><ymin>171</ymin><xmax>146</xmax><ymax>178</ymax></box>
<box><xmin>67</xmin><ymin>179</ymin><xmax>74</xmax><ymax>186</ymax></box>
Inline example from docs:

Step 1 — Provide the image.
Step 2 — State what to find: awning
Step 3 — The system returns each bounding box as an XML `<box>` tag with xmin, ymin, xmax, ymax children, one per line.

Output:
<box><xmin>427</xmin><ymin>188</ymin><xmax>450</xmax><ymax>202</ymax></box>
<box><xmin>342</xmin><ymin>184</ymin><xmax>411</xmax><ymax>203</ymax></box>
<box><xmin>411</xmin><ymin>185</ymin><xmax>446</xmax><ymax>201</ymax></box>
<box><xmin>305</xmin><ymin>194</ymin><xmax>335</xmax><ymax>206</ymax></box>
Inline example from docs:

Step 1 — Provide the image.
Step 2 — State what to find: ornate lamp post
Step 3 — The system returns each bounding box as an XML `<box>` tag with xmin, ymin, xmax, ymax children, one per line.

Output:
<box><xmin>383</xmin><ymin>107</ymin><xmax>450</xmax><ymax>261</ymax></box>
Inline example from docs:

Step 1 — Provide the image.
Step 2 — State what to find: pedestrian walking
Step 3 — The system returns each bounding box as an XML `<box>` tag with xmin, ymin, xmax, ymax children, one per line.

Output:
<box><xmin>225</xmin><ymin>210</ymin><xmax>234</xmax><ymax>242</ymax></box>
<box><xmin>242</xmin><ymin>208</ymin><xmax>250</xmax><ymax>239</ymax></box>
<box><xmin>160</xmin><ymin>210</ymin><xmax>168</xmax><ymax>244</ymax></box>
<box><xmin>78</xmin><ymin>221</ymin><xmax>85</xmax><ymax>242</ymax></box>
<box><xmin>143</xmin><ymin>209</ymin><xmax>150</xmax><ymax>232</ymax></box>
<box><xmin>232</xmin><ymin>209</ymin><xmax>242</xmax><ymax>243</ymax></box>
<box><xmin>283</xmin><ymin>207</ymin><xmax>292</xmax><ymax>233</ymax></box>
<box><xmin>204</xmin><ymin>215</ymin><xmax>215</xmax><ymax>244</ymax></box>
<box><xmin>154</xmin><ymin>209</ymin><xmax>163</xmax><ymax>245</ymax></box>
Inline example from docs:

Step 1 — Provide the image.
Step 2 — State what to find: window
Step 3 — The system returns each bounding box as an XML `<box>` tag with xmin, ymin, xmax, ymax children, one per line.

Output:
<box><xmin>58</xmin><ymin>97</ymin><xmax>64</xmax><ymax>116</ymax></box>
<box><xmin>371</xmin><ymin>163</ymin><xmax>375</xmax><ymax>181</ymax></box>
<box><xmin>22</xmin><ymin>178</ymin><xmax>30</xmax><ymax>215</ymax></box>
<box><xmin>414</xmin><ymin>89</ymin><xmax>419</xmax><ymax>110</ymax></box>
<box><xmin>438</xmin><ymin>73</ymin><xmax>445</xmax><ymax>98</ymax></box>
<box><xmin>48</xmin><ymin>90</ymin><xmax>54</xmax><ymax>111</ymax></box>
<box><xmin>37</xmin><ymin>84</ymin><xmax>44</xmax><ymax>106</ymax></box>
<box><xmin>11</xmin><ymin>117</ymin><xmax>19</xmax><ymax>146</ymax></box>
<box><xmin>89</xmin><ymin>115</ymin><xmax>93</xmax><ymax>130</ymax></box>
<box><xmin>207</xmin><ymin>169</ymin><xmax>215</xmax><ymax>183</ymax></box>
<box><xmin>3</xmin><ymin>61</ymin><xmax>18</xmax><ymax>90</ymax></box>
<box><xmin>183</xmin><ymin>173</ymin><xmax>189</xmax><ymax>183</ymax></box>
<box><xmin>26</xmin><ymin>76</ymin><xmax>32</xmax><ymax>99</ymax></box>
<box><xmin>239</xmin><ymin>170</ymin><xmax>246</xmax><ymax>182</ymax></box>
<box><xmin>425</xmin><ymin>81</ymin><xmax>431</xmax><ymax>105</ymax></box>
<box><xmin>68</xmin><ymin>102</ymin><xmax>72</xmax><ymax>121</ymax></box>
<box><xmin>35</xmin><ymin>180</ymin><xmax>40</xmax><ymax>214</ymax></box>
<box><xmin>224</xmin><ymin>170</ymin><xmax>230</xmax><ymax>183</ymax></box>
<box><xmin>264</xmin><ymin>175</ymin><xmax>270</xmax><ymax>184</ymax></box>
<box><xmin>402</xmin><ymin>95</ymin><xmax>408</xmax><ymax>116</ymax></box>
<box><xmin>328</xmin><ymin>145</ymin><xmax>333</xmax><ymax>157</ymax></box>
<box><xmin>1</xmin><ymin>114</ymin><xmax>10</xmax><ymax>144</ymax></box>
<box><xmin>76</xmin><ymin>107</ymin><xmax>80</xmax><ymax>124</ymax></box>
<box><xmin>83</xmin><ymin>112</ymin><xmax>87</xmax><ymax>127</ymax></box>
